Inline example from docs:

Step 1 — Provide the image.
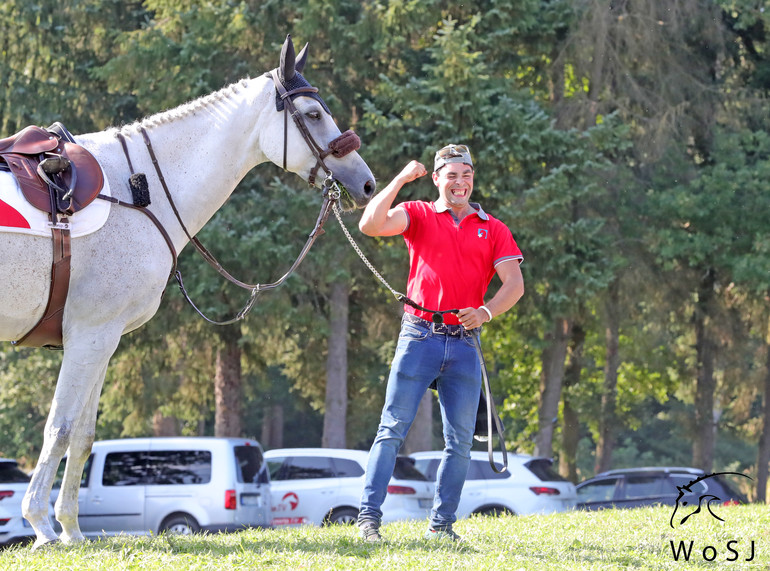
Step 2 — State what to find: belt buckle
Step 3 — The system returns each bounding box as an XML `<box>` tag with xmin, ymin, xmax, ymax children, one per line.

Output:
<box><xmin>431</xmin><ymin>321</ymin><xmax>447</xmax><ymax>335</ymax></box>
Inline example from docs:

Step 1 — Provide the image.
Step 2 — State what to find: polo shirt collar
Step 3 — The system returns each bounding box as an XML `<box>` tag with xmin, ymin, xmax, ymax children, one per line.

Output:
<box><xmin>433</xmin><ymin>201</ymin><xmax>489</xmax><ymax>221</ymax></box>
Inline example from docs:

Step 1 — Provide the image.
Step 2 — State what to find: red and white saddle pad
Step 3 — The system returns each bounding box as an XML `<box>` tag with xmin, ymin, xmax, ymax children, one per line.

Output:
<box><xmin>0</xmin><ymin>170</ymin><xmax>111</xmax><ymax>237</ymax></box>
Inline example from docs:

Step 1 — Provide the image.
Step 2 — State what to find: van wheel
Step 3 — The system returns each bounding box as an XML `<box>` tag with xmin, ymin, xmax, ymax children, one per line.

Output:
<box><xmin>324</xmin><ymin>507</ymin><xmax>359</xmax><ymax>525</ymax></box>
<box><xmin>160</xmin><ymin>513</ymin><xmax>201</xmax><ymax>535</ymax></box>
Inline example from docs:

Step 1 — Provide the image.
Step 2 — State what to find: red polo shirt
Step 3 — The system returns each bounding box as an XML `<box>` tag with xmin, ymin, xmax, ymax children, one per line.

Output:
<box><xmin>399</xmin><ymin>200</ymin><xmax>523</xmax><ymax>325</ymax></box>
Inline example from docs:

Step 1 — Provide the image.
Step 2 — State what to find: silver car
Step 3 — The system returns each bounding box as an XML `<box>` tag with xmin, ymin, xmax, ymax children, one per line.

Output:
<box><xmin>51</xmin><ymin>437</ymin><xmax>271</xmax><ymax>536</ymax></box>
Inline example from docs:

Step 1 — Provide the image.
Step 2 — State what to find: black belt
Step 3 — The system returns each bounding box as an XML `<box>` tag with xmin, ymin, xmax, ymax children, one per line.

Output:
<box><xmin>403</xmin><ymin>313</ymin><xmax>468</xmax><ymax>336</ymax></box>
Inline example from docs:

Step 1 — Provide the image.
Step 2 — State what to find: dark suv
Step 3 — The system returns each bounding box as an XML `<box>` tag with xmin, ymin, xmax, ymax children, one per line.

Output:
<box><xmin>576</xmin><ymin>467</ymin><xmax>749</xmax><ymax>511</ymax></box>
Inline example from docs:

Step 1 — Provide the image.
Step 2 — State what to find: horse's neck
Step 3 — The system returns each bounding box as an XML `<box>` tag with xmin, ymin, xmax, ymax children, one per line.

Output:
<box><xmin>124</xmin><ymin>76</ymin><xmax>273</xmax><ymax>241</ymax></box>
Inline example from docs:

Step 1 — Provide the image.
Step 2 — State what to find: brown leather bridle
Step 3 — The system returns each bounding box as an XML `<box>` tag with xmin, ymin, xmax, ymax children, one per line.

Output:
<box><xmin>269</xmin><ymin>69</ymin><xmax>361</xmax><ymax>187</ymax></box>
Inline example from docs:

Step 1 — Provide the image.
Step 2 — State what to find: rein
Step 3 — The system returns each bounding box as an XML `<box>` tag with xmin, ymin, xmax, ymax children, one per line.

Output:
<box><xmin>132</xmin><ymin>126</ymin><xmax>341</xmax><ymax>325</ymax></box>
<box><xmin>331</xmin><ymin>203</ymin><xmax>508</xmax><ymax>473</ymax></box>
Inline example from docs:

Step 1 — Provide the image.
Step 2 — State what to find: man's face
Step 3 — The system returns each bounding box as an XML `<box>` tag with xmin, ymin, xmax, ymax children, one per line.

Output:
<box><xmin>433</xmin><ymin>162</ymin><xmax>474</xmax><ymax>211</ymax></box>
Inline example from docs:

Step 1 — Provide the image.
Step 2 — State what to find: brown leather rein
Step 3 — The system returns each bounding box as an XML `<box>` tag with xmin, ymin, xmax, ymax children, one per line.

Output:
<box><xmin>109</xmin><ymin>71</ymin><xmax>359</xmax><ymax>325</ymax></box>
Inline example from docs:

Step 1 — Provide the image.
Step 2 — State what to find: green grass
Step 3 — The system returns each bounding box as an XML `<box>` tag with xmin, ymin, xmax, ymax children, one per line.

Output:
<box><xmin>1</xmin><ymin>505</ymin><xmax>768</xmax><ymax>570</ymax></box>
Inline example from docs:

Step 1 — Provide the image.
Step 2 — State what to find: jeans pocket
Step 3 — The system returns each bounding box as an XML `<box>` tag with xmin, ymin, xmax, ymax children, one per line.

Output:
<box><xmin>399</xmin><ymin>321</ymin><xmax>429</xmax><ymax>341</ymax></box>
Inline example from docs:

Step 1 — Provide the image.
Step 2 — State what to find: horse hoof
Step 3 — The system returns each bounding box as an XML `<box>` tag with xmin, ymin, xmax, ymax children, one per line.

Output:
<box><xmin>60</xmin><ymin>533</ymin><xmax>87</xmax><ymax>545</ymax></box>
<box><xmin>32</xmin><ymin>537</ymin><xmax>60</xmax><ymax>550</ymax></box>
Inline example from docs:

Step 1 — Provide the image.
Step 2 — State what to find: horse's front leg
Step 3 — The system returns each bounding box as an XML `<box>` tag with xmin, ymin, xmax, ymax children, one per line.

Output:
<box><xmin>55</xmin><ymin>361</ymin><xmax>109</xmax><ymax>544</ymax></box>
<box><xmin>22</xmin><ymin>337</ymin><xmax>118</xmax><ymax>548</ymax></box>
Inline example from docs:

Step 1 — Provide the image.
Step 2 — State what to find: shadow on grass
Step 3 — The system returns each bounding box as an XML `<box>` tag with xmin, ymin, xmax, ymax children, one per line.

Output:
<box><xmin>14</xmin><ymin>528</ymin><xmax>480</xmax><ymax>560</ymax></box>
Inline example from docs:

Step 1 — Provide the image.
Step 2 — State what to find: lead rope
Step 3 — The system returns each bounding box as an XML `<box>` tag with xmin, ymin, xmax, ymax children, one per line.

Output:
<box><xmin>331</xmin><ymin>199</ymin><xmax>508</xmax><ymax>473</ymax></box>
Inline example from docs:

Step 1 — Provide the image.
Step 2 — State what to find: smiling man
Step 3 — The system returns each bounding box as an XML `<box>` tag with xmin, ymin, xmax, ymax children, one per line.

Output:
<box><xmin>356</xmin><ymin>144</ymin><xmax>525</xmax><ymax>543</ymax></box>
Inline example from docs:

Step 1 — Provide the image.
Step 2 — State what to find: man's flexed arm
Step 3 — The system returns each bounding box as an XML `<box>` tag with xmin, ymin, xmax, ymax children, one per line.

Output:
<box><xmin>359</xmin><ymin>161</ymin><xmax>426</xmax><ymax>237</ymax></box>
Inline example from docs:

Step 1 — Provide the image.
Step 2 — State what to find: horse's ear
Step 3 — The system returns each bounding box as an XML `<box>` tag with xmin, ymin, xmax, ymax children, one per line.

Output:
<box><xmin>280</xmin><ymin>34</ymin><xmax>296</xmax><ymax>83</ymax></box>
<box><xmin>295</xmin><ymin>43</ymin><xmax>309</xmax><ymax>74</ymax></box>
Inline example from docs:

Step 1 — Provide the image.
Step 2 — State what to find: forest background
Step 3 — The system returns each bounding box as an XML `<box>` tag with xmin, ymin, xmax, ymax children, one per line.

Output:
<box><xmin>1</xmin><ymin>0</ymin><xmax>769</xmax><ymax>500</ymax></box>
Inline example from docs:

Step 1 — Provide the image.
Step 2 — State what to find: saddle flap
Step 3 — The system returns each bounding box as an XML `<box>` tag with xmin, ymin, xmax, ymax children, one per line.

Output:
<box><xmin>60</xmin><ymin>141</ymin><xmax>104</xmax><ymax>212</ymax></box>
<box><xmin>0</xmin><ymin>126</ymin><xmax>60</xmax><ymax>155</ymax></box>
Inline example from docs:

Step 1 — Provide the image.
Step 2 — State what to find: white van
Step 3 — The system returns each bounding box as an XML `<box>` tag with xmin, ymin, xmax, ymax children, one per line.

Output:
<box><xmin>52</xmin><ymin>437</ymin><xmax>271</xmax><ymax>536</ymax></box>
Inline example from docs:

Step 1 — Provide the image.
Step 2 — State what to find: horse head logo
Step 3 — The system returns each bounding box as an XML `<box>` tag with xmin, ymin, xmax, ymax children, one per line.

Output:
<box><xmin>669</xmin><ymin>472</ymin><xmax>752</xmax><ymax>529</ymax></box>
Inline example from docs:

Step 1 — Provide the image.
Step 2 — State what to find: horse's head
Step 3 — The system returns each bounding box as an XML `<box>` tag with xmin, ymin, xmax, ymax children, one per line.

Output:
<box><xmin>265</xmin><ymin>35</ymin><xmax>375</xmax><ymax>209</ymax></box>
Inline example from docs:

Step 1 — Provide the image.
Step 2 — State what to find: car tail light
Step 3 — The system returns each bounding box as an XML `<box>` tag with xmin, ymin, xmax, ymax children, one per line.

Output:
<box><xmin>387</xmin><ymin>485</ymin><xmax>416</xmax><ymax>495</ymax></box>
<box><xmin>0</xmin><ymin>518</ymin><xmax>10</xmax><ymax>526</ymax></box>
<box><xmin>0</xmin><ymin>491</ymin><xmax>14</xmax><ymax>501</ymax></box>
<box><xmin>529</xmin><ymin>486</ymin><xmax>561</xmax><ymax>496</ymax></box>
<box><xmin>225</xmin><ymin>489</ymin><xmax>237</xmax><ymax>510</ymax></box>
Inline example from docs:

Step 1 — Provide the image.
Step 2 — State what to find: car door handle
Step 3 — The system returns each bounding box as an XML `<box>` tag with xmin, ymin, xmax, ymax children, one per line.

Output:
<box><xmin>90</xmin><ymin>496</ymin><xmax>102</xmax><ymax>504</ymax></box>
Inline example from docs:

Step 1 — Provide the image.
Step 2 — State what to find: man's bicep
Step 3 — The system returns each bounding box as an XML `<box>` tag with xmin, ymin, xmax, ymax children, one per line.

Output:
<box><xmin>379</xmin><ymin>206</ymin><xmax>409</xmax><ymax>236</ymax></box>
<box><xmin>495</xmin><ymin>258</ymin><xmax>524</xmax><ymax>286</ymax></box>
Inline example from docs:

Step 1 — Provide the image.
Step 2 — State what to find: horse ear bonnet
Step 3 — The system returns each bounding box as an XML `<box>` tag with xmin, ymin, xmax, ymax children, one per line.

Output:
<box><xmin>275</xmin><ymin>72</ymin><xmax>331</xmax><ymax>115</ymax></box>
<box><xmin>275</xmin><ymin>35</ymin><xmax>330</xmax><ymax>114</ymax></box>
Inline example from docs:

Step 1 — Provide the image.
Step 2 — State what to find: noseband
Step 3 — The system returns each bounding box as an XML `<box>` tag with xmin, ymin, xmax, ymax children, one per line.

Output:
<box><xmin>269</xmin><ymin>69</ymin><xmax>360</xmax><ymax>186</ymax></box>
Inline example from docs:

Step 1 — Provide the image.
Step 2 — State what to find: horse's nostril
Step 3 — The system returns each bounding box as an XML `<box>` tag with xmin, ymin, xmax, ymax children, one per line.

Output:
<box><xmin>364</xmin><ymin>180</ymin><xmax>376</xmax><ymax>197</ymax></box>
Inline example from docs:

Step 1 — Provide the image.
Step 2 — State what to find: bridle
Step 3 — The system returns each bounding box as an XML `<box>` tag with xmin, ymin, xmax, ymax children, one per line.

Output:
<box><xmin>269</xmin><ymin>69</ymin><xmax>361</xmax><ymax>187</ymax></box>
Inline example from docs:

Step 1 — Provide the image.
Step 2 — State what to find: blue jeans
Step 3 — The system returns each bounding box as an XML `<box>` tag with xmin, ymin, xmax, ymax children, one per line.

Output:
<box><xmin>358</xmin><ymin>315</ymin><xmax>482</xmax><ymax>530</ymax></box>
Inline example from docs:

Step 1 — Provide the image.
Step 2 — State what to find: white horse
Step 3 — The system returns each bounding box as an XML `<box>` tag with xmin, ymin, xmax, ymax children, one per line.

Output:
<box><xmin>0</xmin><ymin>36</ymin><xmax>375</xmax><ymax>547</ymax></box>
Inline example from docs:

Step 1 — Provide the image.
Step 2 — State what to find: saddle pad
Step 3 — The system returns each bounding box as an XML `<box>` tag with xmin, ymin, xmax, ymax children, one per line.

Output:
<box><xmin>0</xmin><ymin>169</ymin><xmax>111</xmax><ymax>238</ymax></box>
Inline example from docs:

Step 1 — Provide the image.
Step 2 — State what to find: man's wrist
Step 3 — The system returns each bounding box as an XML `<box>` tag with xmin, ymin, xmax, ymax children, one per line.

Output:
<box><xmin>479</xmin><ymin>305</ymin><xmax>493</xmax><ymax>322</ymax></box>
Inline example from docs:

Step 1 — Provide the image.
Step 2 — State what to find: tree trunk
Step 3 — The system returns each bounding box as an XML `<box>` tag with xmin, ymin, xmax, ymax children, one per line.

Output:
<box><xmin>534</xmin><ymin>317</ymin><xmax>571</xmax><ymax>458</ymax></box>
<box><xmin>596</xmin><ymin>281</ymin><xmax>620</xmax><ymax>473</ymax></box>
<box><xmin>322</xmin><ymin>280</ymin><xmax>349</xmax><ymax>449</ymax></box>
<box><xmin>584</xmin><ymin>0</ymin><xmax>609</xmax><ymax>129</ymax></box>
<box><xmin>152</xmin><ymin>410</ymin><xmax>179</xmax><ymax>437</ymax></box>
<box><xmin>756</xmin><ymin>330</ymin><xmax>770</xmax><ymax>504</ymax></box>
<box><xmin>404</xmin><ymin>392</ymin><xmax>434</xmax><ymax>454</ymax></box>
<box><xmin>214</xmin><ymin>327</ymin><xmax>242</xmax><ymax>437</ymax></box>
<box><xmin>692</xmin><ymin>268</ymin><xmax>716</xmax><ymax>471</ymax></box>
<box><xmin>261</xmin><ymin>404</ymin><xmax>284</xmax><ymax>449</ymax></box>
<box><xmin>560</xmin><ymin>323</ymin><xmax>585</xmax><ymax>482</ymax></box>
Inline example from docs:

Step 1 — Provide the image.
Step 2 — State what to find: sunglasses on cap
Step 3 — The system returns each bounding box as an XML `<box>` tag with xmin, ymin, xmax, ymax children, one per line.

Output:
<box><xmin>434</xmin><ymin>144</ymin><xmax>473</xmax><ymax>171</ymax></box>
<box><xmin>437</xmin><ymin>144</ymin><xmax>470</xmax><ymax>157</ymax></box>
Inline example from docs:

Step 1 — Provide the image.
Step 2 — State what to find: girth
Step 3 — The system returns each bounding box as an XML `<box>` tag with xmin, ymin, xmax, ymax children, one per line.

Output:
<box><xmin>1</xmin><ymin>123</ymin><xmax>103</xmax><ymax>349</ymax></box>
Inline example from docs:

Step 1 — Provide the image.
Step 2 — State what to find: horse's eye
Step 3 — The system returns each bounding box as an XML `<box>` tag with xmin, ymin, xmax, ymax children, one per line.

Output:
<box><xmin>306</xmin><ymin>111</ymin><xmax>321</xmax><ymax>120</ymax></box>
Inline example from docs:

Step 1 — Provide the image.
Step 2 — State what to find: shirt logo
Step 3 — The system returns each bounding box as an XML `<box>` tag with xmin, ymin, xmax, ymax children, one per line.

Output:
<box><xmin>477</xmin><ymin>229</ymin><xmax>488</xmax><ymax>239</ymax></box>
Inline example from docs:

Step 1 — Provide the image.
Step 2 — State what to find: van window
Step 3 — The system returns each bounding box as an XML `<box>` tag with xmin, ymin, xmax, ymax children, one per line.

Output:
<box><xmin>53</xmin><ymin>455</ymin><xmax>93</xmax><ymax>489</ymax></box>
<box><xmin>332</xmin><ymin>458</ymin><xmax>365</xmax><ymax>478</ymax></box>
<box><xmin>235</xmin><ymin>445</ymin><xmax>265</xmax><ymax>483</ymax></box>
<box><xmin>102</xmin><ymin>451</ymin><xmax>212</xmax><ymax>486</ymax></box>
<box><xmin>282</xmin><ymin>456</ymin><xmax>335</xmax><ymax>480</ymax></box>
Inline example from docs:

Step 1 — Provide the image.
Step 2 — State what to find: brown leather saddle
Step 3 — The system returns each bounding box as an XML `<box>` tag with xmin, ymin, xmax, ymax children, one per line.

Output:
<box><xmin>0</xmin><ymin>123</ymin><xmax>105</xmax><ymax>349</ymax></box>
<box><xmin>0</xmin><ymin>124</ymin><xmax>103</xmax><ymax>214</ymax></box>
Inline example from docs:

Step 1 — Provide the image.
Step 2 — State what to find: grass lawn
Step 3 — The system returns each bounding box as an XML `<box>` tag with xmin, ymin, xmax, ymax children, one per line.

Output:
<box><xmin>1</xmin><ymin>504</ymin><xmax>767</xmax><ymax>570</ymax></box>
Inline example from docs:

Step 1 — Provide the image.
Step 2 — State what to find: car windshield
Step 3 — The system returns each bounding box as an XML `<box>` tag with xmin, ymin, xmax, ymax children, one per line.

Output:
<box><xmin>393</xmin><ymin>457</ymin><xmax>427</xmax><ymax>481</ymax></box>
<box><xmin>527</xmin><ymin>459</ymin><xmax>568</xmax><ymax>482</ymax></box>
<box><xmin>0</xmin><ymin>462</ymin><xmax>29</xmax><ymax>483</ymax></box>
